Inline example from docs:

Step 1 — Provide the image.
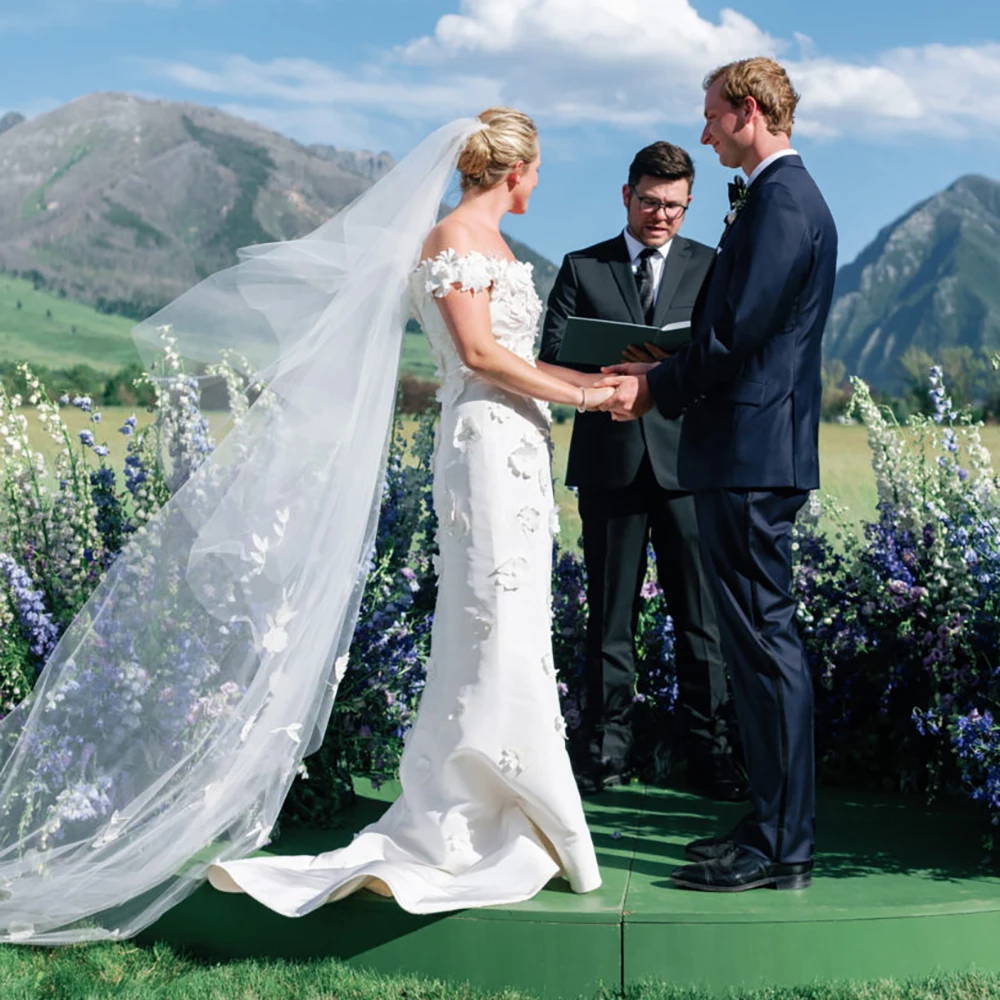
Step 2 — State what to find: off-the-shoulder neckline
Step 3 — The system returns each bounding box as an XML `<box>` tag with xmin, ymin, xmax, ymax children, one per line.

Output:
<box><xmin>414</xmin><ymin>248</ymin><xmax>533</xmax><ymax>273</ymax></box>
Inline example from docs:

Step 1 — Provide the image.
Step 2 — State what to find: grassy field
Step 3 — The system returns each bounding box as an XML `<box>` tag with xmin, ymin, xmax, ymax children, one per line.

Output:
<box><xmin>19</xmin><ymin>407</ymin><xmax>1000</xmax><ymax>548</ymax></box>
<box><xmin>0</xmin><ymin>942</ymin><xmax>997</xmax><ymax>1000</ymax></box>
<box><xmin>0</xmin><ymin>276</ymin><xmax>139</xmax><ymax>374</ymax></box>
<box><xmin>0</xmin><ymin>282</ymin><xmax>439</xmax><ymax>382</ymax></box>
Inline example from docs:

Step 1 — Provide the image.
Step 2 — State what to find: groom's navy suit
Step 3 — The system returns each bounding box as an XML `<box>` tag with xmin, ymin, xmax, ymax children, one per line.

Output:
<box><xmin>647</xmin><ymin>154</ymin><xmax>837</xmax><ymax>864</ymax></box>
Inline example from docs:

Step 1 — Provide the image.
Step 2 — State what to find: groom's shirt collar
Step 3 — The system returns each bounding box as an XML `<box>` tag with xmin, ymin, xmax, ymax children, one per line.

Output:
<box><xmin>747</xmin><ymin>148</ymin><xmax>798</xmax><ymax>187</ymax></box>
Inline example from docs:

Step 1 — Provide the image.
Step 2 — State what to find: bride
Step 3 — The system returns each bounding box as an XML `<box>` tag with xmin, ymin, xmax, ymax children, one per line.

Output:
<box><xmin>207</xmin><ymin>108</ymin><xmax>611</xmax><ymax>915</ymax></box>
<box><xmin>0</xmin><ymin>109</ymin><xmax>608</xmax><ymax>943</ymax></box>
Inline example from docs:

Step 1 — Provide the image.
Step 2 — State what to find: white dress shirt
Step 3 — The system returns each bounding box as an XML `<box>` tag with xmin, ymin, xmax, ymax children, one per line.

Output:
<box><xmin>747</xmin><ymin>148</ymin><xmax>798</xmax><ymax>187</ymax></box>
<box><xmin>623</xmin><ymin>228</ymin><xmax>673</xmax><ymax>307</ymax></box>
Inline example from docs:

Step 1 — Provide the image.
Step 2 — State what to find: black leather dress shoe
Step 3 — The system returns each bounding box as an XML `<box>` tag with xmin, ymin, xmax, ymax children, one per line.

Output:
<box><xmin>687</xmin><ymin>754</ymin><xmax>749</xmax><ymax>802</ymax></box>
<box><xmin>575</xmin><ymin>760</ymin><xmax>633</xmax><ymax>797</ymax></box>
<box><xmin>684</xmin><ymin>811</ymin><xmax>754</xmax><ymax>862</ymax></box>
<box><xmin>671</xmin><ymin>847</ymin><xmax>812</xmax><ymax>892</ymax></box>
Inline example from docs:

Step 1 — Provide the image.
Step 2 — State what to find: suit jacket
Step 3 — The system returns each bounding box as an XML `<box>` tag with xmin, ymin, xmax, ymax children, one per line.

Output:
<box><xmin>539</xmin><ymin>233</ymin><xmax>714</xmax><ymax>491</ymax></box>
<box><xmin>647</xmin><ymin>155</ymin><xmax>838</xmax><ymax>491</ymax></box>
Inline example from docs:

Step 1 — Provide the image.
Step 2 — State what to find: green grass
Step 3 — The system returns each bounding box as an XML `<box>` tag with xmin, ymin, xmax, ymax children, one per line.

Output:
<box><xmin>0</xmin><ymin>288</ymin><xmax>441</xmax><ymax>382</ymax></box>
<box><xmin>0</xmin><ymin>277</ymin><xmax>138</xmax><ymax>374</ymax></box>
<box><xmin>0</xmin><ymin>943</ymin><xmax>996</xmax><ymax>1000</ymax></box>
<box><xmin>400</xmin><ymin>328</ymin><xmax>438</xmax><ymax>379</ymax></box>
<box><xmin>19</xmin><ymin>406</ymin><xmax>1000</xmax><ymax>551</ymax></box>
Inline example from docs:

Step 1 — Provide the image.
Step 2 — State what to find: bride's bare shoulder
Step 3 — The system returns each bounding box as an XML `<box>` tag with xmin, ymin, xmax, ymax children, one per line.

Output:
<box><xmin>420</xmin><ymin>217</ymin><xmax>484</xmax><ymax>263</ymax></box>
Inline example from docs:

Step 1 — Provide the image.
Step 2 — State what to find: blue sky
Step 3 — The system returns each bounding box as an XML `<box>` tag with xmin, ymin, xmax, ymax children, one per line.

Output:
<box><xmin>1</xmin><ymin>0</ymin><xmax>998</xmax><ymax>267</ymax></box>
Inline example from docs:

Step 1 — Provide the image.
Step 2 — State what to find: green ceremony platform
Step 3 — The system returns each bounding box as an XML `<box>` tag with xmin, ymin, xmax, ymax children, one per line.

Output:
<box><xmin>143</xmin><ymin>780</ymin><xmax>1000</xmax><ymax>998</ymax></box>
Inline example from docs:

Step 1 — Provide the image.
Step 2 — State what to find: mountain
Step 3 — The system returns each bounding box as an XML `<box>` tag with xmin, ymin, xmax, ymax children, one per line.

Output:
<box><xmin>309</xmin><ymin>143</ymin><xmax>395</xmax><ymax>182</ymax></box>
<box><xmin>824</xmin><ymin>174</ymin><xmax>1000</xmax><ymax>390</ymax></box>
<box><xmin>0</xmin><ymin>112</ymin><xmax>24</xmax><ymax>137</ymax></box>
<box><xmin>0</xmin><ymin>93</ymin><xmax>558</xmax><ymax>322</ymax></box>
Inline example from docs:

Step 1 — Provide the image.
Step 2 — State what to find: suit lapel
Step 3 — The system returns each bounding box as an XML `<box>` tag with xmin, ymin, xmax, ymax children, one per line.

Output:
<box><xmin>650</xmin><ymin>238</ymin><xmax>692</xmax><ymax>328</ymax></box>
<box><xmin>606</xmin><ymin>235</ymin><xmax>644</xmax><ymax>325</ymax></box>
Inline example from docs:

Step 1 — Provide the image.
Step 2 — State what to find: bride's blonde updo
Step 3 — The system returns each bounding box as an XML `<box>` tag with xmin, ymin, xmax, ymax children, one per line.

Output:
<box><xmin>457</xmin><ymin>107</ymin><xmax>538</xmax><ymax>192</ymax></box>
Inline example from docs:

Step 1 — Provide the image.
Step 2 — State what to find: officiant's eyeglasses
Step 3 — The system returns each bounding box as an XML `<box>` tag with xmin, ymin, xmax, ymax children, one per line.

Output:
<box><xmin>629</xmin><ymin>187</ymin><xmax>688</xmax><ymax>220</ymax></box>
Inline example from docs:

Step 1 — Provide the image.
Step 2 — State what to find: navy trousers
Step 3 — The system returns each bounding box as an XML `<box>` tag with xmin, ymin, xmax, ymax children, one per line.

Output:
<box><xmin>694</xmin><ymin>488</ymin><xmax>815</xmax><ymax>864</ymax></box>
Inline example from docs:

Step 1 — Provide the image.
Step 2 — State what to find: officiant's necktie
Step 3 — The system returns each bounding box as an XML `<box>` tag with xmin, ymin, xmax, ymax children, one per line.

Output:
<box><xmin>634</xmin><ymin>247</ymin><xmax>658</xmax><ymax>324</ymax></box>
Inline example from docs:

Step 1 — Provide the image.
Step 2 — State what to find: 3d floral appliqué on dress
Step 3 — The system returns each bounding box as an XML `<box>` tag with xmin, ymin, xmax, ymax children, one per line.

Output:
<box><xmin>207</xmin><ymin>251</ymin><xmax>602</xmax><ymax>914</ymax></box>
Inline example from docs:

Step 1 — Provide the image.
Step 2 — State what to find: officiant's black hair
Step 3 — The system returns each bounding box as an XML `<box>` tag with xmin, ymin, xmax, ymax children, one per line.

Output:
<box><xmin>627</xmin><ymin>142</ymin><xmax>695</xmax><ymax>192</ymax></box>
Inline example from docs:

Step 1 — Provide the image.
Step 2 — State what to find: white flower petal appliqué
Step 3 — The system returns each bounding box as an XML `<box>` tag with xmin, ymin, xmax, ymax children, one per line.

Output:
<box><xmin>91</xmin><ymin>810</ymin><xmax>126</xmax><ymax>849</ymax></box>
<box><xmin>537</xmin><ymin>466</ymin><xmax>551</xmax><ymax>497</ymax></box>
<box><xmin>554</xmin><ymin>715</ymin><xmax>567</xmax><ymax>740</ymax></box>
<box><xmin>441</xmin><ymin>812</ymin><xmax>476</xmax><ymax>866</ymax></box>
<box><xmin>413</xmin><ymin>755</ymin><xmax>433</xmax><ymax>782</ymax></box>
<box><xmin>516</xmin><ymin>506</ymin><xmax>542</xmax><ymax>535</ymax></box>
<box><xmin>447</xmin><ymin>490</ymin><xmax>470</xmax><ymax>537</ymax></box>
<box><xmin>240</xmin><ymin>711</ymin><xmax>260</xmax><ymax>744</ymax></box>
<box><xmin>422</xmin><ymin>248</ymin><xmax>494</xmax><ymax>298</ymax></box>
<box><xmin>508</xmin><ymin>435</ymin><xmax>541</xmax><ymax>479</ymax></box>
<box><xmin>454</xmin><ymin>416</ymin><xmax>481</xmax><ymax>453</ymax></box>
<box><xmin>270</xmin><ymin>723</ymin><xmax>303</xmax><ymax>745</ymax></box>
<box><xmin>333</xmin><ymin>653</ymin><xmax>350</xmax><ymax>685</ymax></box>
<box><xmin>542</xmin><ymin>653</ymin><xmax>554</xmax><ymax>677</ymax></box>
<box><xmin>465</xmin><ymin>606</ymin><xmax>494</xmax><ymax>640</ymax></box>
<box><xmin>490</xmin><ymin>557</ymin><xmax>529</xmax><ymax>592</ymax></box>
<box><xmin>548</xmin><ymin>506</ymin><xmax>561</xmax><ymax>536</ymax></box>
<box><xmin>261</xmin><ymin>625</ymin><xmax>289</xmax><ymax>654</ymax></box>
<box><xmin>487</xmin><ymin>401</ymin><xmax>510</xmax><ymax>424</ymax></box>
<box><xmin>498</xmin><ymin>748</ymin><xmax>524</xmax><ymax>778</ymax></box>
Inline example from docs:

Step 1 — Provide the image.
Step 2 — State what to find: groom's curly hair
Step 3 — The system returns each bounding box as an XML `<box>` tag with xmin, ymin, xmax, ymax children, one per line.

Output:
<box><xmin>705</xmin><ymin>57</ymin><xmax>799</xmax><ymax>137</ymax></box>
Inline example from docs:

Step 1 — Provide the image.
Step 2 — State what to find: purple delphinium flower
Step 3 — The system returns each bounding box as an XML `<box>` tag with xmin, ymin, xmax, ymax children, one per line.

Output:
<box><xmin>0</xmin><ymin>553</ymin><xmax>60</xmax><ymax>662</ymax></box>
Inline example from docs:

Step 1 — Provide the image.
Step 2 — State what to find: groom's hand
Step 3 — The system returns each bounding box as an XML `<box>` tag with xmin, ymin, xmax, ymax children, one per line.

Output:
<box><xmin>593</xmin><ymin>369</ymin><xmax>654</xmax><ymax>421</ymax></box>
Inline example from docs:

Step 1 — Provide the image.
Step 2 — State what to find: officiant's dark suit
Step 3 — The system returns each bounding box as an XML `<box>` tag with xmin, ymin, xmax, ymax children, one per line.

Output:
<box><xmin>647</xmin><ymin>149</ymin><xmax>838</xmax><ymax>869</ymax></box>
<box><xmin>539</xmin><ymin>142</ymin><xmax>741</xmax><ymax>799</ymax></box>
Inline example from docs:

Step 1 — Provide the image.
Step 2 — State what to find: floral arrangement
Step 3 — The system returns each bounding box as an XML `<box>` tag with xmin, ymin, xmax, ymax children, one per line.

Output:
<box><xmin>793</xmin><ymin>369</ymin><xmax>999</xmax><ymax>844</ymax></box>
<box><xmin>1</xmin><ymin>354</ymin><xmax>996</xmax><ymax>849</ymax></box>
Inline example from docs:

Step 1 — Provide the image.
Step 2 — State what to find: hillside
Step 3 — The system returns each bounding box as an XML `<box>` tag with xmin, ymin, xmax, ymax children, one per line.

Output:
<box><xmin>0</xmin><ymin>93</ymin><xmax>377</xmax><ymax>317</ymax></box>
<box><xmin>824</xmin><ymin>174</ymin><xmax>1000</xmax><ymax>390</ymax></box>
<box><xmin>0</xmin><ymin>94</ymin><xmax>558</xmax><ymax>320</ymax></box>
<box><xmin>0</xmin><ymin>275</ymin><xmax>135</xmax><ymax>374</ymax></box>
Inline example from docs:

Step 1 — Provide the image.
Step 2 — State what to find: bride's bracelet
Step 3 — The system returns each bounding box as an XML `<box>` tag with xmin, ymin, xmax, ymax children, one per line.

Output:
<box><xmin>577</xmin><ymin>386</ymin><xmax>588</xmax><ymax>413</ymax></box>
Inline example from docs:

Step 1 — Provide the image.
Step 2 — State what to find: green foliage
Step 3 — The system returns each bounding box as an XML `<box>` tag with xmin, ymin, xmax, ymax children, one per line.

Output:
<box><xmin>103</xmin><ymin>200</ymin><xmax>169</xmax><ymax>249</ymax></box>
<box><xmin>21</xmin><ymin>144</ymin><xmax>91</xmax><ymax>220</ymax></box>
<box><xmin>0</xmin><ymin>361</ymin><xmax>155</xmax><ymax>408</ymax></box>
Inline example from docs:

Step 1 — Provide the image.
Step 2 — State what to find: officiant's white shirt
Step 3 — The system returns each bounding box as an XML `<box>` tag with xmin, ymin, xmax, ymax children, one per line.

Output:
<box><xmin>623</xmin><ymin>228</ymin><xmax>672</xmax><ymax>307</ymax></box>
<box><xmin>748</xmin><ymin>148</ymin><xmax>799</xmax><ymax>187</ymax></box>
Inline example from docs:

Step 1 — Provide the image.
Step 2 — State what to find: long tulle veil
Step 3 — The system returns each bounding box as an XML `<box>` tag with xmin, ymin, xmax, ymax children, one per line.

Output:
<box><xmin>0</xmin><ymin>117</ymin><xmax>484</xmax><ymax>944</ymax></box>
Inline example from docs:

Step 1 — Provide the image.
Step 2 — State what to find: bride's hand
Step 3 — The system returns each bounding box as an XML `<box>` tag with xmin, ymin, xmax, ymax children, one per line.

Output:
<box><xmin>583</xmin><ymin>385</ymin><xmax>617</xmax><ymax>411</ymax></box>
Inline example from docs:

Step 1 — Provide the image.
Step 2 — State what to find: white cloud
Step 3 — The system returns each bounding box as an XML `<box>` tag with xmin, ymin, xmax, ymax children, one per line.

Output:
<box><xmin>157</xmin><ymin>55</ymin><xmax>502</xmax><ymax>120</ymax></box>
<box><xmin>149</xmin><ymin>0</ymin><xmax>1000</xmax><ymax>148</ymax></box>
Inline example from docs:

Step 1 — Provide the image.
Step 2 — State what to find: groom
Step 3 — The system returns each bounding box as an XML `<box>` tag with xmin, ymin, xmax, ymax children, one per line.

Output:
<box><xmin>599</xmin><ymin>57</ymin><xmax>837</xmax><ymax>892</ymax></box>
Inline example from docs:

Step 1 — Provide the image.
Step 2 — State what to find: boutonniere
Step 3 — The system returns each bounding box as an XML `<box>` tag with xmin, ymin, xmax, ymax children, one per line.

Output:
<box><xmin>724</xmin><ymin>175</ymin><xmax>748</xmax><ymax>226</ymax></box>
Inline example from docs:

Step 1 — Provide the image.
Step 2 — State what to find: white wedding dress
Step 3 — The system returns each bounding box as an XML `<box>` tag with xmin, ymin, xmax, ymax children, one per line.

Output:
<box><xmin>207</xmin><ymin>249</ymin><xmax>602</xmax><ymax>915</ymax></box>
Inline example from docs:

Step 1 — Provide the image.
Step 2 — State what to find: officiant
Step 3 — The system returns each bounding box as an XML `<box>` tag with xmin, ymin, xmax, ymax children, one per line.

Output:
<box><xmin>540</xmin><ymin>141</ymin><xmax>745</xmax><ymax>800</ymax></box>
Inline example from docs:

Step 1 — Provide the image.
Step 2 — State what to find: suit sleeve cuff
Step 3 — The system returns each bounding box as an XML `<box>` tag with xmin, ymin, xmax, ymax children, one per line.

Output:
<box><xmin>646</xmin><ymin>358</ymin><xmax>686</xmax><ymax>420</ymax></box>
